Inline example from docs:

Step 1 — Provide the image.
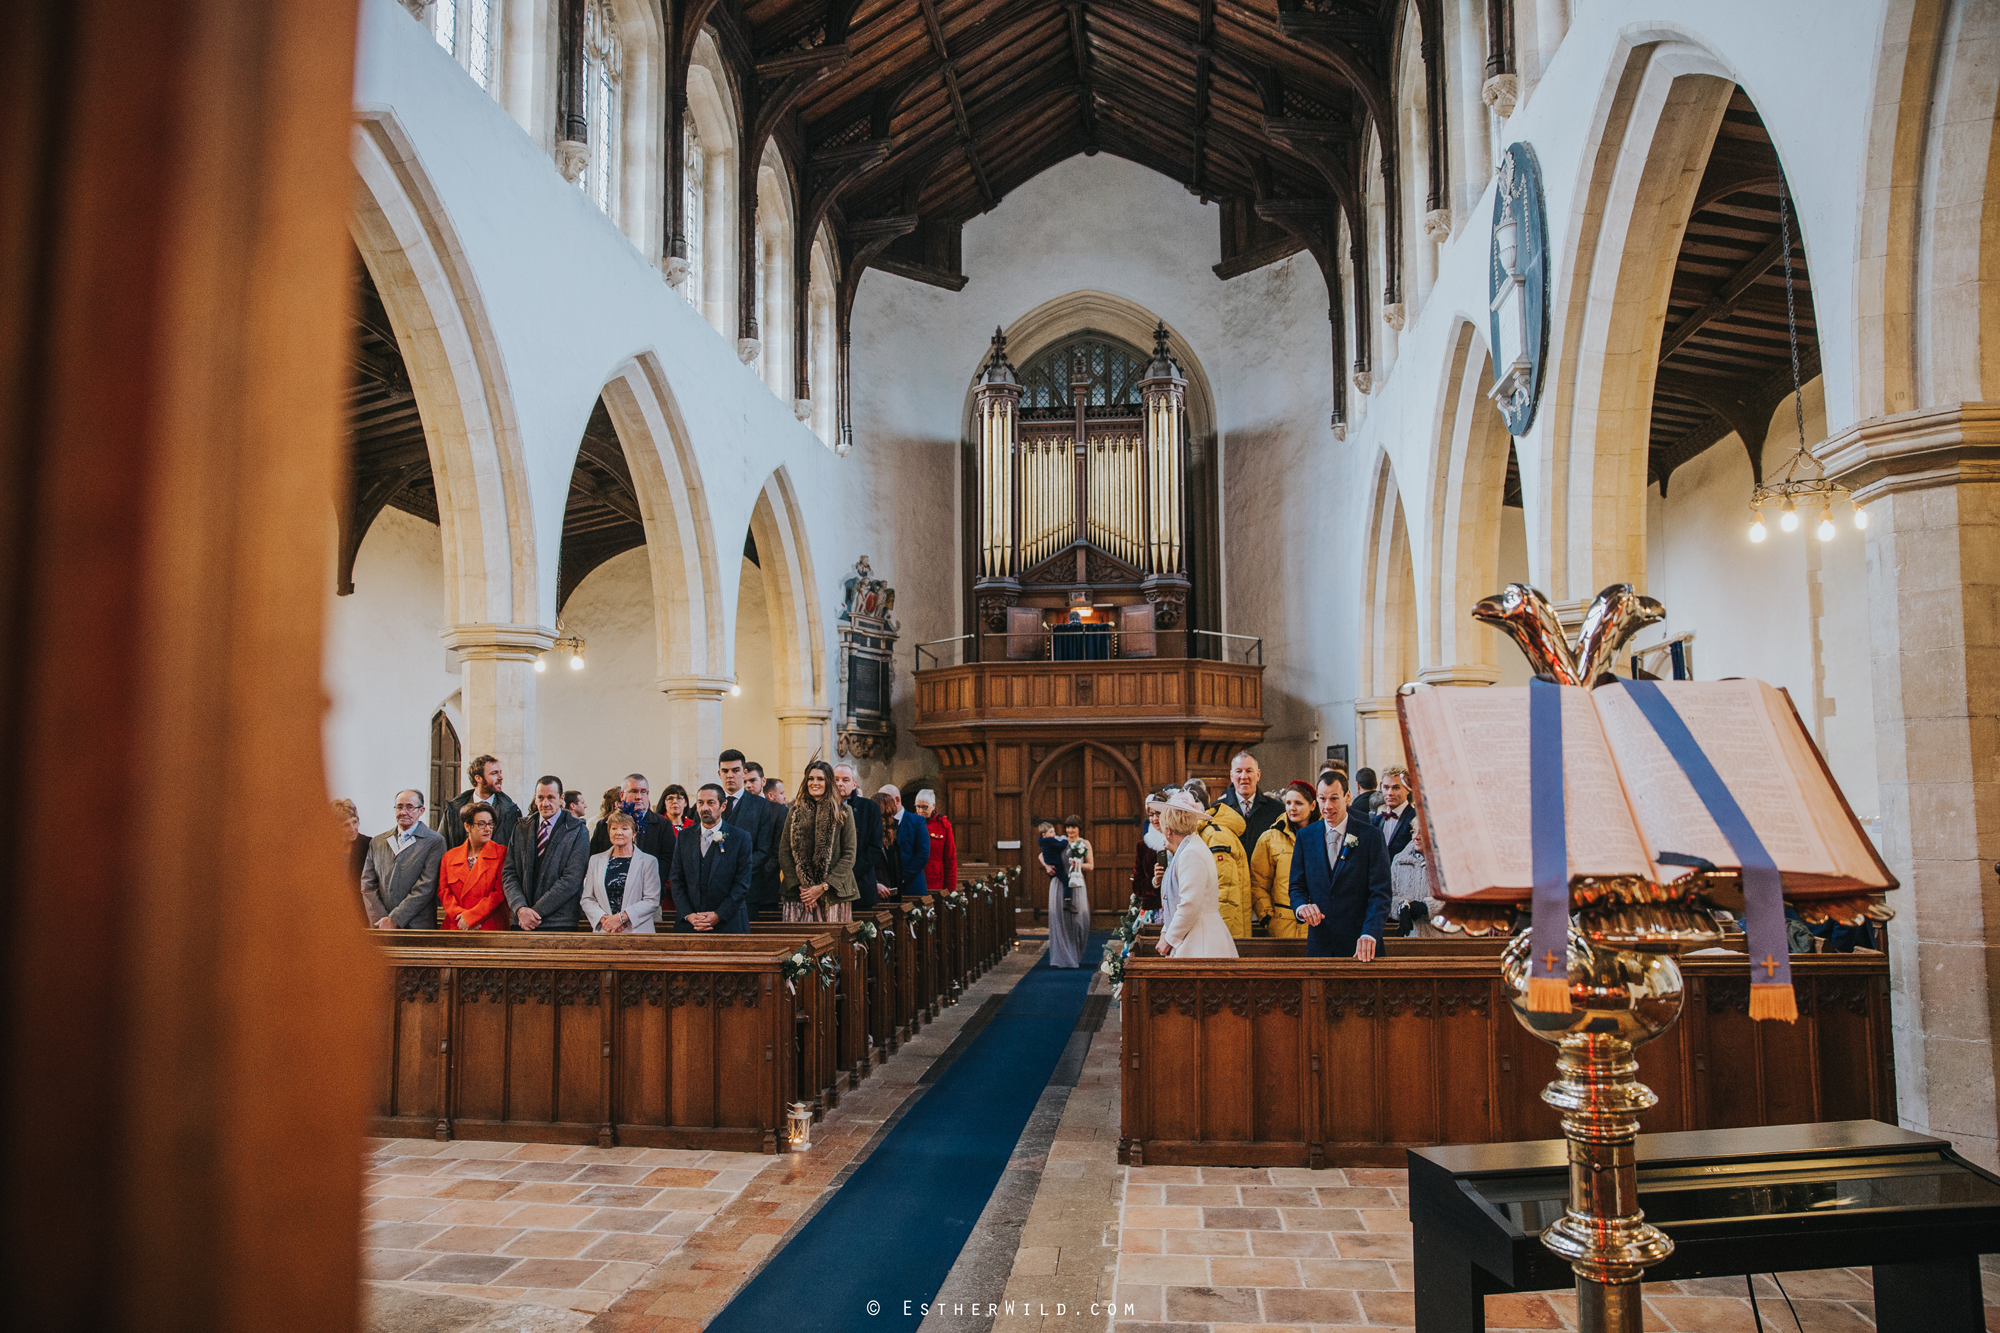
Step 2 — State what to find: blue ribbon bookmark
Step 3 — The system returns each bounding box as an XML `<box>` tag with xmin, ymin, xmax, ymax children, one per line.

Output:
<box><xmin>1618</xmin><ymin>680</ymin><xmax>1796</xmax><ymax>1022</ymax></box>
<box><xmin>1525</xmin><ymin>678</ymin><xmax>1572</xmax><ymax>1013</ymax></box>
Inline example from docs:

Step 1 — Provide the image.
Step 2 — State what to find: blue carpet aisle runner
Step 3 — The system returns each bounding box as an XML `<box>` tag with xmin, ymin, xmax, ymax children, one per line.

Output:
<box><xmin>706</xmin><ymin>935</ymin><xmax>1105</xmax><ymax>1333</ymax></box>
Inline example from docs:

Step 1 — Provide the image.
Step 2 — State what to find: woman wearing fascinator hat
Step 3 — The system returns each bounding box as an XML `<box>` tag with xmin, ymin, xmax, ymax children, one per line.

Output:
<box><xmin>1152</xmin><ymin>789</ymin><xmax>1239</xmax><ymax>960</ymax></box>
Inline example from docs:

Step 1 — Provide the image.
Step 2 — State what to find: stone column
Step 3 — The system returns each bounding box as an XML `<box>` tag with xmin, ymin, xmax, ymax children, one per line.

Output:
<box><xmin>661</xmin><ymin>675</ymin><xmax>730</xmax><ymax>791</ymax></box>
<box><xmin>446</xmin><ymin>623</ymin><xmax>555</xmax><ymax>787</ymax></box>
<box><xmin>1818</xmin><ymin>402</ymin><xmax>2000</xmax><ymax>1168</ymax></box>
<box><xmin>1355</xmin><ymin>696</ymin><xmax>1404</xmax><ymax>771</ymax></box>
<box><xmin>776</xmin><ymin>707</ymin><xmax>834</xmax><ymax>786</ymax></box>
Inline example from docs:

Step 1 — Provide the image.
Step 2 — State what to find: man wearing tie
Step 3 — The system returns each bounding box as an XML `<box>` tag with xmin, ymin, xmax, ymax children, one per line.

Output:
<box><xmin>834</xmin><ymin>762</ymin><xmax>883</xmax><ymax>909</ymax></box>
<box><xmin>1216</xmin><ymin>750</ymin><xmax>1287</xmax><ymax>850</ymax></box>
<box><xmin>502</xmin><ymin>775</ymin><xmax>590</xmax><ymax>930</ymax></box>
<box><xmin>716</xmin><ymin>749</ymin><xmax>779</xmax><ymax>917</ymax></box>
<box><xmin>670</xmin><ymin>783</ymin><xmax>752</xmax><ymax>932</ymax></box>
<box><xmin>879</xmin><ymin>785</ymin><xmax>931</xmax><ymax>897</ymax></box>
<box><xmin>1372</xmin><ymin>765</ymin><xmax>1417</xmax><ymax>859</ymax></box>
<box><xmin>1288</xmin><ymin>771</ymin><xmax>1392</xmax><ymax>960</ymax></box>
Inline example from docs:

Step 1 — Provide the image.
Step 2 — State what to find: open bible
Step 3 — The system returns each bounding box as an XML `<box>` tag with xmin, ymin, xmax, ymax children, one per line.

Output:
<box><xmin>1396</xmin><ymin>678</ymin><xmax>1895</xmax><ymax>902</ymax></box>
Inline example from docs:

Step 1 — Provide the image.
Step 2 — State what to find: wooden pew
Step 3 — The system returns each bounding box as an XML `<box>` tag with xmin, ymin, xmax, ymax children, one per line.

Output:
<box><xmin>1119</xmin><ymin>946</ymin><xmax>1895</xmax><ymax>1169</ymax></box>
<box><xmin>374</xmin><ymin>933</ymin><xmax>816</xmax><ymax>1154</ymax></box>
<box><xmin>746</xmin><ymin>922</ymin><xmax>872</xmax><ymax>1095</ymax></box>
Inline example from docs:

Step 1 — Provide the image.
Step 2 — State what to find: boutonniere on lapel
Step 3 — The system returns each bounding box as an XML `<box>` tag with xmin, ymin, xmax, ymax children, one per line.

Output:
<box><xmin>710</xmin><ymin>826</ymin><xmax>727</xmax><ymax>845</ymax></box>
<box><xmin>1344</xmin><ymin>833</ymin><xmax>1359</xmax><ymax>850</ymax></box>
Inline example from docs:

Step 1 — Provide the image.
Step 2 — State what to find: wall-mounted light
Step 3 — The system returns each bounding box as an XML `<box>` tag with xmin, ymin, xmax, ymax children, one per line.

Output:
<box><xmin>730</xmin><ymin>682</ymin><xmax>742</xmax><ymax>696</ymax></box>
<box><xmin>550</xmin><ymin>632</ymin><xmax>585</xmax><ymax>671</ymax></box>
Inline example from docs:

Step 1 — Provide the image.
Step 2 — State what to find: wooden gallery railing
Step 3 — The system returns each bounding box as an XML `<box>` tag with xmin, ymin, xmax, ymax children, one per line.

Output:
<box><xmin>376</xmin><ymin>934</ymin><xmax>815</xmax><ymax>1154</ymax></box>
<box><xmin>1119</xmin><ymin>941</ymin><xmax>1895</xmax><ymax>1169</ymax></box>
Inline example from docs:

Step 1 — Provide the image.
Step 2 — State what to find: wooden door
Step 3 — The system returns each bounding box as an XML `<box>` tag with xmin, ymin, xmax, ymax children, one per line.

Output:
<box><xmin>428</xmin><ymin>710</ymin><xmax>461</xmax><ymax>830</ymax></box>
<box><xmin>1029</xmin><ymin>745</ymin><xmax>1142</xmax><ymax>923</ymax></box>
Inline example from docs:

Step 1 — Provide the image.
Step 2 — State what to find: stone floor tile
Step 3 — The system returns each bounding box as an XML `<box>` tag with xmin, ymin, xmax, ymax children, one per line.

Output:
<box><xmin>507</xmin><ymin>1144</ymin><xmax>586</xmax><ymax>1162</ymax></box>
<box><xmin>406</xmin><ymin>1253</ymin><xmax>521</xmax><ymax>1285</ymax></box>
<box><xmin>503</xmin><ymin>1182</ymin><xmax>590</xmax><ymax>1205</ymax></box>
<box><xmin>1356</xmin><ymin>1288</ymin><xmax>1416</xmax><ymax>1325</ymax></box>
<box><xmin>1299</xmin><ymin>1258</ymin><xmax>1398</xmax><ymax>1290</ymax></box>
<box><xmin>435</xmin><ymin>1177</ymin><xmax>520</xmax><ymax>1201</ymax></box>
<box><xmin>418</xmin><ymin>1224</ymin><xmax>526</xmax><ymax>1253</ymax></box>
<box><xmin>1164</xmin><ymin>1184</ymin><xmax>1246</xmax><ymax>1206</ymax></box>
<box><xmin>501</xmin><ymin>1257</ymin><xmax>606</xmax><ymax>1290</ymax></box>
<box><xmin>1163</xmin><ymin>1228</ymin><xmax>1252</xmax><ymax>1255</ymax></box>
<box><xmin>577</xmin><ymin>1231</ymin><xmax>678</xmax><ymax>1264</ymax></box>
<box><xmin>363</xmin><ymin>1249</ymin><xmax>437</xmax><ymax>1281</ymax></box>
<box><xmin>437</xmin><ymin>1140</ymin><xmax>520</xmax><ymax>1160</ymax></box>
<box><xmin>363</xmin><ymin>1220</ymin><xmax>448</xmax><ymax>1250</ymax></box>
<box><xmin>573</xmin><ymin>1185</ymin><xmax>662</xmax><ymax>1210</ymax></box>
<box><xmin>1249</xmin><ymin>1230</ymin><xmax>1337</xmax><ymax>1257</ymax></box>
<box><xmin>1643</xmin><ymin>1295</ymin><xmax>1759</xmax><ymax>1331</ymax></box>
<box><xmin>1277</xmin><ymin>1207</ymin><xmax>1365</xmax><ymax>1232</ymax></box>
<box><xmin>1206</xmin><ymin>1206</ymin><xmax>1286</xmax><ymax>1230</ymax></box>
<box><xmin>1118</xmin><ymin>1254</ymin><xmax>1213</xmax><ymax>1286</ymax></box>
<box><xmin>1108</xmin><ymin>1282</ymin><xmax>1164</xmax><ymax>1320</ymax></box>
<box><xmin>1776</xmin><ymin>1299</ymin><xmax>1876</xmax><ymax>1331</ymax></box>
<box><xmin>1482</xmin><ymin>1292</ymin><xmax>1563</xmax><ymax>1328</ymax></box>
<box><xmin>503</xmin><ymin>1204</ymin><xmax>595</xmax><ymax>1230</ymax></box>
<box><xmin>427</xmin><ymin>1200</ymin><xmax>522</xmax><ymax>1227</ymax></box>
<box><xmin>1770</xmin><ymin>1269</ymin><xmax>1875</xmax><ymax>1302</ymax></box>
<box><xmin>1258</xmin><ymin>1286</ymin><xmax>1363</xmax><ymax>1324</ymax></box>
<box><xmin>572</xmin><ymin>1164</ymin><xmax>651</xmax><ymax>1186</ymax></box>
<box><xmin>1344</xmin><ymin>1169</ymin><xmax>1407</xmax><ymax>1186</ymax></box>
<box><xmin>1209</xmin><ymin>1256</ymin><xmax>1305</xmax><ymax>1287</ymax></box>
<box><xmin>1313</xmin><ymin>1186</ymin><xmax>1397</xmax><ymax>1210</ymax></box>
<box><xmin>1271</xmin><ymin>1167</ymin><xmax>1341</xmax><ymax>1186</ymax></box>
<box><xmin>1124</xmin><ymin>1205</ymin><xmax>1203</xmax><ymax>1229</ymax></box>
<box><xmin>1012</xmin><ymin>1245</ymin><xmax>1060</xmax><ymax>1275</ymax></box>
<box><xmin>363</xmin><ymin>1196</ymin><xmax>449</xmax><ymax>1223</ymax></box>
<box><xmin>1128</xmin><ymin>1166</ymin><xmax>1203</xmax><ymax>1184</ymax></box>
<box><xmin>1328</xmin><ymin>1230</ymin><xmax>1410</xmax><ymax>1262</ymax></box>
<box><xmin>1163</xmin><ymin>1284</ymin><xmax>1261</xmax><ymax>1321</ymax></box>
<box><xmin>577</xmin><ymin>1208</ymin><xmax>667</xmax><ymax>1232</ymax></box>
<box><xmin>1201</xmin><ymin>1168</ymin><xmax>1278</xmax><ymax>1184</ymax></box>
<box><xmin>1125</xmin><ymin>1184</ymin><xmax>1166</xmax><ymax>1206</ymax></box>
<box><xmin>1355</xmin><ymin>1209</ymin><xmax>1410</xmax><ymax>1234</ymax></box>
<box><xmin>582</xmin><ymin>1262</ymin><xmax>654</xmax><ymax>1294</ymax></box>
<box><xmin>504</xmin><ymin>1161</ymin><xmax>590</xmax><ymax>1183</ymax></box>
<box><xmin>503</xmin><ymin>1229</ymin><xmax>601</xmax><ymax>1259</ymax></box>
<box><xmin>634</xmin><ymin>1168</ymin><xmax>718</xmax><ymax>1189</ymax></box>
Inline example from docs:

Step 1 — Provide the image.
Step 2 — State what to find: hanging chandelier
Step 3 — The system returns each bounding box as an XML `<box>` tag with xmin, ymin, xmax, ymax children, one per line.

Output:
<box><xmin>1746</xmin><ymin>179</ymin><xmax>1864</xmax><ymax>544</ymax></box>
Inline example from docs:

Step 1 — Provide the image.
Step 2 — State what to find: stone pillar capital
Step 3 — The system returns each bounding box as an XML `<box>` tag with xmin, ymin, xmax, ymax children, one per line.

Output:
<box><xmin>1815</xmin><ymin>401</ymin><xmax>2000</xmax><ymax>503</ymax></box>
<box><xmin>1416</xmin><ymin>664</ymin><xmax>1505</xmax><ymax>688</ymax></box>
<box><xmin>444</xmin><ymin>623</ymin><xmax>558</xmax><ymax>662</ymax></box>
<box><xmin>775</xmin><ymin>707</ymin><xmax>834</xmax><ymax>725</ymax></box>
<box><xmin>657</xmin><ymin>674</ymin><xmax>734</xmax><ymax>701</ymax></box>
<box><xmin>1354</xmin><ymin>695</ymin><xmax>1402</xmax><ymax>720</ymax></box>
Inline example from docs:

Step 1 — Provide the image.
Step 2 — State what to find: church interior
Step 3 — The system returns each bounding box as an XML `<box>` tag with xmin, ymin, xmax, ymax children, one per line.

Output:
<box><xmin>6</xmin><ymin>0</ymin><xmax>1998</xmax><ymax>1330</ymax></box>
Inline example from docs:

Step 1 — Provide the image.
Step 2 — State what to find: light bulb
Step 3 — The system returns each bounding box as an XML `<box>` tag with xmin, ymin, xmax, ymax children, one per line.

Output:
<box><xmin>1817</xmin><ymin>507</ymin><xmax>1836</xmax><ymax>541</ymax></box>
<box><xmin>534</xmin><ymin>655</ymin><xmax>547</xmax><ymax>673</ymax></box>
<box><xmin>1779</xmin><ymin>499</ymin><xmax>1800</xmax><ymax>532</ymax></box>
<box><xmin>730</xmin><ymin>682</ymin><xmax>742</xmax><ymax>696</ymax></box>
<box><xmin>1853</xmin><ymin>503</ymin><xmax>1868</xmax><ymax>530</ymax></box>
<box><xmin>1749</xmin><ymin>516</ymin><xmax>1767</xmax><ymax>543</ymax></box>
<box><xmin>569</xmin><ymin>650</ymin><xmax>585</xmax><ymax>670</ymax></box>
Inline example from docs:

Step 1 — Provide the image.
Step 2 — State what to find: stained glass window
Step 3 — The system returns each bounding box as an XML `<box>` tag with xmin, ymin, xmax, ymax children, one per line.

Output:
<box><xmin>431</xmin><ymin>0</ymin><xmax>492</xmax><ymax>89</ymax></box>
<box><xmin>1016</xmin><ymin>334</ymin><xmax>1150</xmax><ymax>410</ymax></box>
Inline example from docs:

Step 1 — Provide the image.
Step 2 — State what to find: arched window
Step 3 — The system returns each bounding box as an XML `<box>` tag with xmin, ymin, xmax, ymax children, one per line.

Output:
<box><xmin>681</xmin><ymin>120</ymin><xmax>704</xmax><ymax>307</ymax></box>
<box><xmin>684</xmin><ymin>31</ymin><xmax>738</xmax><ymax>338</ymax></box>
<box><xmin>807</xmin><ymin>231</ymin><xmax>838</xmax><ymax>445</ymax></box>
<box><xmin>755</xmin><ymin>142</ymin><xmax>795</xmax><ymax>400</ymax></box>
<box><xmin>430</xmin><ymin>0</ymin><xmax>494</xmax><ymax>89</ymax></box>
<box><xmin>581</xmin><ymin>0</ymin><xmax>622</xmax><ymax>215</ymax></box>
<box><xmin>1017</xmin><ymin>335</ymin><xmax>1150</xmax><ymax>411</ymax></box>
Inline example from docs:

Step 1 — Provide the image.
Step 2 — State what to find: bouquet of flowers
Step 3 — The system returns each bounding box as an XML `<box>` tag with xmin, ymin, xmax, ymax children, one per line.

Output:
<box><xmin>780</xmin><ymin>946</ymin><xmax>814</xmax><ymax>994</ymax></box>
<box><xmin>816</xmin><ymin>952</ymin><xmax>840</xmax><ymax>990</ymax></box>
<box><xmin>1097</xmin><ymin>895</ymin><xmax>1145</xmax><ymax>999</ymax></box>
<box><xmin>1066</xmin><ymin>840</ymin><xmax>1087</xmax><ymax>892</ymax></box>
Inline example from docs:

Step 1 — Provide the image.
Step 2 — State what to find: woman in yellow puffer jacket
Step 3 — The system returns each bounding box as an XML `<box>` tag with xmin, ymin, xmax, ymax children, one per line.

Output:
<box><xmin>1188</xmin><ymin>779</ymin><xmax>1253</xmax><ymax>938</ymax></box>
<box><xmin>1250</xmin><ymin>781</ymin><xmax>1320</xmax><ymax>939</ymax></box>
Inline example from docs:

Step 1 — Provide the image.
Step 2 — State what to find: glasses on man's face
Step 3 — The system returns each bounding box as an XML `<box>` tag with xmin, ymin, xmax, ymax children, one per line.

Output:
<box><xmin>395</xmin><ymin>803</ymin><xmax>423</xmax><ymax>812</ymax></box>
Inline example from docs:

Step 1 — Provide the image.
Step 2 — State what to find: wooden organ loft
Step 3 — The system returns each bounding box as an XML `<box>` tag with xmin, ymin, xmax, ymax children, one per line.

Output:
<box><xmin>915</xmin><ymin>323</ymin><xmax>1266</xmax><ymax>925</ymax></box>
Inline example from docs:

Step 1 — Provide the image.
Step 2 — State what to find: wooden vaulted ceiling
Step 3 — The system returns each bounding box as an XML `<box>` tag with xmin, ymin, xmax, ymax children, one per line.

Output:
<box><xmin>761</xmin><ymin>0</ymin><xmax>1401</xmax><ymax>272</ymax></box>
<box><xmin>1648</xmin><ymin>88</ymin><xmax>1818</xmax><ymax>491</ymax></box>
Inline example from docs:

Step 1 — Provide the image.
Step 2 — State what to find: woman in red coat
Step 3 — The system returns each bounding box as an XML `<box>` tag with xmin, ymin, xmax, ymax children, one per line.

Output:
<box><xmin>914</xmin><ymin>789</ymin><xmax>959</xmax><ymax>896</ymax></box>
<box><xmin>438</xmin><ymin>802</ymin><xmax>508</xmax><ymax>930</ymax></box>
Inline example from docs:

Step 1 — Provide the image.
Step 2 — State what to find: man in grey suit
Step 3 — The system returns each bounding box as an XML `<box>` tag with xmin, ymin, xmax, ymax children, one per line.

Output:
<box><xmin>361</xmin><ymin>789</ymin><xmax>447</xmax><ymax>928</ymax></box>
<box><xmin>503</xmin><ymin>775</ymin><xmax>590</xmax><ymax>931</ymax></box>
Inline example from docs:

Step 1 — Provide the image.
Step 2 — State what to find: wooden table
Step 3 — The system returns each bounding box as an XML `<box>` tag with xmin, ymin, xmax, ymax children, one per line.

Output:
<box><xmin>1408</xmin><ymin>1120</ymin><xmax>2000</xmax><ymax>1332</ymax></box>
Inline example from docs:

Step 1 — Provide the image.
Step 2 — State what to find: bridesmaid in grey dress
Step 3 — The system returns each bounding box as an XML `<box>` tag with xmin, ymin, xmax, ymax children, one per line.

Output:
<box><xmin>1042</xmin><ymin>816</ymin><xmax>1093</xmax><ymax>967</ymax></box>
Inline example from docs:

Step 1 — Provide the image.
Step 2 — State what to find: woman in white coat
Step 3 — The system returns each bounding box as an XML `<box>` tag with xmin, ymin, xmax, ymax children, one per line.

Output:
<box><xmin>582</xmin><ymin>811</ymin><xmax>664</xmax><ymax>933</ymax></box>
<box><xmin>1154</xmin><ymin>789</ymin><xmax>1238</xmax><ymax>959</ymax></box>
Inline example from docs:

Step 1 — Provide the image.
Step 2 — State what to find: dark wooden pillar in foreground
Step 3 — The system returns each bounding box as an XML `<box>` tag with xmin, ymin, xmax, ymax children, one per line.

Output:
<box><xmin>1</xmin><ymin>1</ymin><xmax>373</xmax><ymax>1329</ymax></box>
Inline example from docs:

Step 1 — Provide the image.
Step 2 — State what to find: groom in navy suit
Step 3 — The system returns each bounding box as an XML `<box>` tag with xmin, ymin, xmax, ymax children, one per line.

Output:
<box><xmin>669</xmin><ymin>783</ymin><xmax>753</xmax><ymax>933</ymax></box>
<box><xmin>1288</xmin><ymin>771</ymin><xmax>1392</xmax><ymax>959</ymax></box>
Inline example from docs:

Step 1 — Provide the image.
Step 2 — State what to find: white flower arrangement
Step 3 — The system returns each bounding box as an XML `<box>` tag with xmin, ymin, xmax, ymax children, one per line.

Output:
<box><xmin>1344</xmin><ymin>833</ymin><xmax>1359</xmax><ymax>849</ymax></box>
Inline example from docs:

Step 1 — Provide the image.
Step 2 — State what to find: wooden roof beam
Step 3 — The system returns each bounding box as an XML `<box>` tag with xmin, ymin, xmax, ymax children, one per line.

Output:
<box><xmin>914</xmin><ymin>0</ymin><xmax>997</xmax><ymax>206</ymax></box>
<box><xmin>1658</xmin><ymin>232</ymin><xmax>1790</xmax><ymax>361</ymax></box>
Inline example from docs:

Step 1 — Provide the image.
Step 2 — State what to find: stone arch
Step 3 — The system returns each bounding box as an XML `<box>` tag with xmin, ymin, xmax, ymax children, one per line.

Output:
<box><xmin>1853</xmin><ymin>0</ymin><xmax>2000</xmax><ymax>418</ymax></box>
<box><xmin>1541</xmin><ymin>35</ymin><xmax>1740</xmax><ymax>600</ymax></box>
<box><xmin>348</xmin><ymin>108</ymin><xmax>538</xmax><ymax>633</ymax></box>
<box><xmin>1357</xmin><ymin>450</ymin><xmax>1419</xmax><ymax>770</ymax></box>
<box><xmin>596</xmin><ymin>351</ymin><xmax>726</xmax><ymax>686</ymax></box>
<box><xmin>754</xmin><ymin>139</ymin><xmax>797</xmax><ymax>399</ymax></box>
<box><xmin>1423</xmin><ymin>319</ymin><xmax>1515</xmax><ymax>681</ymax></box>
<box><xmin>745</xmin><ymin>466</ymin><xmax>830</xmax><ymax>782</ymax></box>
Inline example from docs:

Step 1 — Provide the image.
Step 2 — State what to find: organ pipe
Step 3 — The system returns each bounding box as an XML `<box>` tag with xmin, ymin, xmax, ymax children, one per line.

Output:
<box><xmin>1139</xmin><ymin>323</ymin><xmax>1187</xmax><ymax>576</ymax></box>
<box><xmin>974</xmin><ymin>329</ymin><xmax>1021</xmax><ymax>580</ymax></box>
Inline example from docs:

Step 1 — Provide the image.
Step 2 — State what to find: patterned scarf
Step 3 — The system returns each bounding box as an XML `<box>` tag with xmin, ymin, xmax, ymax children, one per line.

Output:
<box><xmin>787</xmin><ymin>762</ymin><xmax>844</xmax><ymax>890</ymax></box>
